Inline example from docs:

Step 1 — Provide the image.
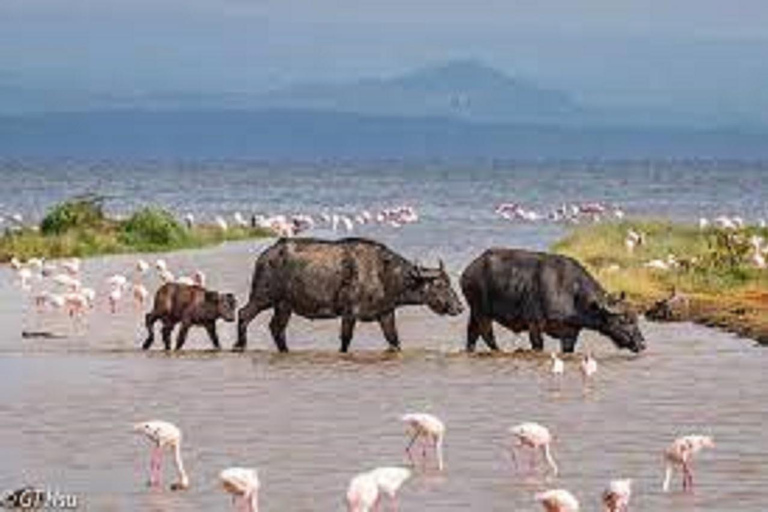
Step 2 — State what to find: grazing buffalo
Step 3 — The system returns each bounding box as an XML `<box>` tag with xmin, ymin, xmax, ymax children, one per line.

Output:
<box><xmin>143</xmin><ymin>283</ymin><xmax>237</xmax><ymax>351</ymax></box>
<box><xmin>235</xmin><ymin>237</ymin><xmax>464</xmax><ymax>352</ymax></box>
<box><xmin>460</xmin><ymin>249</ymin><xmax>645</xmax><ymax>353</ymax></box>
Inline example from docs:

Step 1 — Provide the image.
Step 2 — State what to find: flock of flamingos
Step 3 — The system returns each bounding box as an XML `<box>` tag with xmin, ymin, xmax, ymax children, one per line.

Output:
<box><xmin>4</xmin><ymin>202</ymin><xmax>725</xmax><ymax>511</ymax></box>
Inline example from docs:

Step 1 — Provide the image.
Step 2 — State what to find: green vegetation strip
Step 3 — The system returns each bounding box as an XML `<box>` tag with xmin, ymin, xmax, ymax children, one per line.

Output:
<box><xmin>553</xmin><ymin>221</ymin><xmax>768</xmax><ymax>344</ymax></box>
<box><xmin>0</xmin><ymin>196</ymin><xmax>273</xmax><ymax>262</ymax></box>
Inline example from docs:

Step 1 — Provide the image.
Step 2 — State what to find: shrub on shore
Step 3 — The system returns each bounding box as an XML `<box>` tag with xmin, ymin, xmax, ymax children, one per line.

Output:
<box><xmin>0</xmin><ymin>199</ymin><xmax>273</xmax><ymax>262</ymax></box>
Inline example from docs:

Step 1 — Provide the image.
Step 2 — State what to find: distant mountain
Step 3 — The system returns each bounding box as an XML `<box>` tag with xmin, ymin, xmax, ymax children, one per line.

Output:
<box><xmin>255</xmin><ymin>60</ymin><xmax>580</xmax><ymax>123</ymax></box>
<box><xmin>1</xmin><ymin>109</ymin><xmax>766</xmax><ymax>159</ymax></box>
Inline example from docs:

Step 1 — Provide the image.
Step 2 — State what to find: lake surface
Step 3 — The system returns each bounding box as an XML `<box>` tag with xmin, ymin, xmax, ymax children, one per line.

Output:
<box><xmin>0</xmin><ymin>160</ymin><xmax>767</xmax><ymax>511</ymax></box>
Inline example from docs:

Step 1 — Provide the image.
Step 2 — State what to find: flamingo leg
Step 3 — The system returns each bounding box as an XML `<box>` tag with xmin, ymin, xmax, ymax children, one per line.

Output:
<box><xmin>148</xmin><ymin>447</ymin><xmax>160</xmax><ymax>486</ymax></box>
<box><xmin>390</xmin><ymin>494</ymin><xmax>398</xmax><ymax>512</ymax></box>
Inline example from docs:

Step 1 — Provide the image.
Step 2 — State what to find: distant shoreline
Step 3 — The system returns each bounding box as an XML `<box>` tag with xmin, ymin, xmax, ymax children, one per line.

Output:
<box><xmin>553</xmin><ymin>221</ymin><xmax>768</xmax><ymax>346</ymax></box>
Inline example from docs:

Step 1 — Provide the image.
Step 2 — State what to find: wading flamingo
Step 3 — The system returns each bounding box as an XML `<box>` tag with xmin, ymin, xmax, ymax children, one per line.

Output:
<box><xmin>662</xmin><ymin>435</ymin><xmax>714</xmax><ymax>492</ymax></box>
<box><xmin>580</xmin><ymin>353</ymin><xmax>598</xmax><ymax>379</ymax></box>
<box><xmin>401</xmin><ymin>413</ymin><xmax>445</xmax><ymax>471</ymax></box>
<box><xmin>133</xmin><ymin>420</ymin><xmax>189</xmax><ymax>491</ymax></box>
<box><xmin>550</xmin><ymin>353</ymin><xmax>564</xmax><ymax>376</ymax></box>
<box><xmin>508</xmin><ymin>422</ymin><xmax>558</xmax><ymax>476</ymax></box>
<box><xmin>220</xmin><ymin>467</ymin><xmax>260</xmax><ymax>512</ymax></box>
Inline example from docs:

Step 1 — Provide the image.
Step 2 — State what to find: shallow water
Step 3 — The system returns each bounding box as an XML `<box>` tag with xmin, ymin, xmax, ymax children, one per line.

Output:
<box><xmin>1</xmin><ymin>238</ymin><xmax>767</xmax><ymax>512</ymax></box>
<box><xmin>2</xmin><ymin>160</ymin><xmax>768</xmax><ymax>510</ymax></box>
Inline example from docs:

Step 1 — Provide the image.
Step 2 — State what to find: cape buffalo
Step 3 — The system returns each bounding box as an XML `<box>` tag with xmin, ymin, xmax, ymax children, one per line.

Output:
<box><xmin>235</xmin><ymin>237</ymin><xmax>464</xmax><ymax>352</ymax></box>
<box><xmin>460</xmin><ymin>248</ymin><xmax>645</xmax><ymax>353</ymax></box>
<box><xmin>143</xmin><ymin>283</ymin><xmax>237</xmax><ymax>351</ymax></box>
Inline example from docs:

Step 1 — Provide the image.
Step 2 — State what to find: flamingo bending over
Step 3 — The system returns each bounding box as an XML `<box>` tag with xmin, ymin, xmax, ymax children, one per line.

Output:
<box><xmin>401</xmin><ymin>413</ymin><xmax>445</xmax><ymax>471</ymax></box>
<box><xmin>220</xmin><ymin>467</ymin><xmax>260</xmax><ymax>512</ymax></box>
<box><xmin>508</xmin><ymin>422</ymin><xmax>558</xmax><ymax>476</ymax></box>
<box><xmin>662</xmin><ymin>435</ymin><xmax>714</xmax><ymax>492</ymax></box>
<box><xmin>133</xmin><ymin>420</ymin><xmax>189</xmax><ymax>491</ymax></box>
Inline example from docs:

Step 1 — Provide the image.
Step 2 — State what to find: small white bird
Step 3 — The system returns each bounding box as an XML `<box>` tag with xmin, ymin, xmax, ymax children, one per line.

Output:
<box><xmin>603</xmin><ymin>479</ymin><xmax>632</xmax><ymax>512</ymax></box>
<box><xmin>184</xmin><ymin>213</ymin><xmax>195</xmax><ymax>229</ymax></box>
<box><xmin>346</xmin><ymin>472</ymin><xmax>380</xmax><ymax>512</ymax></box>
<box><xmin>53</xmin><ymin>273</ymin><xmax>81</xmax><ymax>291</ymax></box>
<box><xmin>580</xmin><ymin>353</ymin><xmax>598</xmax><ymax>379</ymax></box>
<box><xmin>215</xmin><ymin>215</ymin><xmax>229</xmax><ymax>231</ymax></box>
<box><xmin>367</xmin><ymin>466</ymin><xmax>411</xmax><ymax>509</ymax></box>
<box><xmin>535</xmin><ymin>489</ymin><xmax>580</xmax><ymax>512</ymax></box>
<box><xmin>233</xmin><ymin>212</ymin><xmax>249</xmax><ymax>228</ymax></box>
<box><xmin>220</xmin><ymin>467</ymin><xmax>260</xmax><ymax>512</ymax></box>
<box><xmin>133</xmin><ymin>420</ymin><xmax>189</xmax><ymax>491</ymax></box>
<box><xmin>155</xmin><ymin>259</ymin><xmax>168</xmax><ymax>272</ymax></box>
<box><xmin>159</xmin><ymin>269</ymin><xmax>176</xmax><ymax>284</ymax></box>
<box><xmin>401</xmin><ymin>413</ymin><xmax>445</xmax><ymax>471</ymax></box>
<box><xmin>107</xmin><ymin>274</ymin><xmax>128</xmax><ymax>290</ymax></box>
<box><xmin>192</xmin><ymin>270</ymin><xmax>206</xmax><ymax>287</ymax></box>
<box><xmin>550</xmin><ymin>353</ymin><xmax>564</xmax><ymax>376</ymax></box>
<box><xmin>133</xmin><ymin>284</ymin><xmax>149</xmax><ymax>309</ymax></box>
<box><xmin>176</xmin><ymin>276</ymin><xmax>195</xmax><ymax>286</ymax></box>
<box><xmin>663</xmin><ymin>435</ymin><xmax>714</xmax><ymax>492</ymax></box>
<box><xmin>108</xmin><ymin>287</ymin><xmax>123</xmax><ymax>314</ymax></box>
<box><xmin>61</xmin><ymin>258</ymin><xmax>81</xmax><ymax>276</ymax></box>
<box><xmin>509</xmin><ymin>422</ymin><xmax>558</xmax><ymax>476</ymax></box>
<box><xmin>136</xmin><ymin>259</ymin><xmax>150</xmax><ymax>274</ymax></box>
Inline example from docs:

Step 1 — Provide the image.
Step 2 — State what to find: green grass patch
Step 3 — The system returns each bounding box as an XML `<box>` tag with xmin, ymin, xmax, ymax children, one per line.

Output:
<box><xmin>0</xmin><ymin>199</ymin><xmax>274</xmax><ymax>262</ymax></box>
<box><xmin>552</xmin><ymin>220</ymin><xmax>768</xmax><ymax>304</ymax></box>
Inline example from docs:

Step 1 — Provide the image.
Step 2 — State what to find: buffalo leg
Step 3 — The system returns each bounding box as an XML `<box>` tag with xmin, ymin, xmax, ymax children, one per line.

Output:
<box><xmin>478</xmin><ymin>317</ymin><xmax>499</xmax><ymax>351</ymax></box>
<box><xmin>142</xmin><ymin>312</ymin><xmax>159</xmax><ymax>350</ymax></box>
<box><xmin>161</xmin><ymin>321</ymin><xmax>175</xmax><ymax>351</ymax></box>
<box><xmin>269</xmin><ymin>306</ymin><xmax>292</xmax><ymax>353</ymax></box>
<box><xmin>235</xmin><ymin>298</ymin><xmax>270</xmax><ymax>351</ymax></box>
<box><xmin>175</xmin><ymin>320</ymin><xmax>192</xmax><ymax>351</ymax></box>
<box><xmin>560</xmin><ymin>336</ymin><xmax>577</xmax><ymax>353</ymax></box>
<box><xmin>467</xmin><ymin>313</ymin><xmax>499</xmax><ymax>352</ymax></box>
<box><xmin>529</xmin><ymin>325</ymin><xmax>545</xmax><ymax>351</ymax></box>
<box><xmin>379</xmin><ymin>312</ymin><xmax>401</xmax><ymax>351</ymax></box>
<box><xmin>204</xmin><ymin>322</ymin><xmax>221</xmax><ymax>350</ymax></box>
<box><xmin>340</xmin><ymin>317</ymin><xmax>356</xmax><ymax>353</ymax></box>
<box><xmin>466</xmin><ymin>312</ymin><xmax>481</xmax><ymax>352</ymax></box>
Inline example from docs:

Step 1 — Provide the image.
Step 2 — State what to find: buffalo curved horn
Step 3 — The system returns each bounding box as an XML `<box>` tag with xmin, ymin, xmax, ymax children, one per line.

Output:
<box><xmin>438</xmin><ymin>258</ymin><xmax>445</xmax><ymax>272</ymax></box>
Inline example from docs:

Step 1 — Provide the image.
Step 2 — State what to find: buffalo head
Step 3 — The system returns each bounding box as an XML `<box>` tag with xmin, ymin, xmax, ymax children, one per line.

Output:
<box><xmin>409</xmin><ymin>260</ymin><xmax>464</xmax><ymax>316</ymax></box>
<box><xmin>217</xmin><ymin>293</ymin><xmax>238</xmax><ymax>322</ymax></box>
<box><xmin>598</xmin><ymin>292</ymin><xmax>646</xmax><ymax>353</ymax></box>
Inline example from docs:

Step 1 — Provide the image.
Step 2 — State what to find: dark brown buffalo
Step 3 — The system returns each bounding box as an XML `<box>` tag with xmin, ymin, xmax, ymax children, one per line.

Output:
<box><xmin>235</xmin><ymin>237</ymin><xmax>464</xmax><ymax>352</ymax></box>
<box><xmin>142</xmin><ymin>283</ymin><xmax>237</xmax><ymax>351</ymax></box>
<box><xmin>460</xmin><ymin>248</ymin><xmax>646</xmax><ymax>353</ymax></box>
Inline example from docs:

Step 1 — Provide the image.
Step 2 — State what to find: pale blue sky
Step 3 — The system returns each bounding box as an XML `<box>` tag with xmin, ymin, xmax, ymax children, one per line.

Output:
<box><xmin>1</xmin><ymin>0</ymin><xmax>767</xmax><ymax>118</ymax></box>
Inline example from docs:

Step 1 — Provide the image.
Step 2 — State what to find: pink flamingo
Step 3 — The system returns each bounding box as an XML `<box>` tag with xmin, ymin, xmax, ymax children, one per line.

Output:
<box><xmin>663</xmin><ymin>435</ymin><xmax>714</xmax><ymax>492</ymax></box>
<box><xmin>508</xmin><ymin>422</ymin><xmax>558</xmax><ymax>476</ymax></box>
<box><xmin>133</xmin><ymin>420</ymin><xmax>189</xmax><ymax>491</ymax></box>
<box><xmin>220</xmin><ymin>467</ymin><xmax>260</xmax><ymax>512</ymax></box>
<box><xmin>401</xmin><ymin>413</ymin><xmax>445</xmax><ymax>471</ymax></box>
